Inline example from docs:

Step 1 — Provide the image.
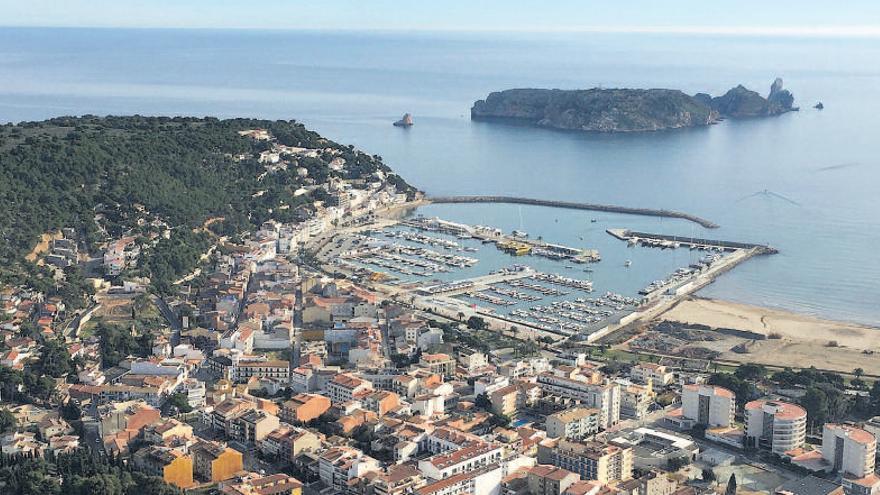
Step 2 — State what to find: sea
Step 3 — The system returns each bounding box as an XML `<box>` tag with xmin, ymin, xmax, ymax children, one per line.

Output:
<box><xmin>0</xmin><ymin>27</ymin><xmax>878</xmax><ymax>325</ymax></box>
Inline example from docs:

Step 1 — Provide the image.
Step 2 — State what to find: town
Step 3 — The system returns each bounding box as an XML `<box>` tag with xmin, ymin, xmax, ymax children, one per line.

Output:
<box><xmin>3</xmin><ymin>126</ymin><xmax>880</xmax><ymax>495</ymax></box>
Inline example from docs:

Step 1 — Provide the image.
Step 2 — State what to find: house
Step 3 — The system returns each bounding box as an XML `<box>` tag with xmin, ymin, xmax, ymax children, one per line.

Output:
<box><xmin>280</xmin><ymin>393</ymin><xmax>332</xmax><ymax>424</ymax></box>
<box><xmin>259</xmin><ymin>426</ymin><xmax>321</xmax><ymax>462</ymax></box>
<box><xmin>528</xmin><ymin>465</ymin><xmax>580</xmax><ymax>495</ymax></box>
<box><xmin>318</xmin><ymin>446</ymin><xmax>381</xmax><ymax>493</ymax></box>
<box><xmin>219</xmin><ymin>473</ymin><xmax>303</xmax><ymax>495</ymax></box>
<box><xmin>132</xmin><ymin>445</ymin><xmax>194</xmax><ymax>489</ymax></box>
<box><xmin>191</xmin><ymin>440</ymin><xmax>244</xmax><ymax>482</ymax></box>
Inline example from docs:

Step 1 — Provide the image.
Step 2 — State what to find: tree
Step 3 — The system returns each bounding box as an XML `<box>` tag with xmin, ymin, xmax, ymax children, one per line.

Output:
<box><xmin>854</xmin><ymin>368</ymin><xmax>865</xmax><ymax>379</ymax></box>
<box><xmin>702</xmin><ymin>468</ymin><xmax>716</xmax><ymax>483</ymax></box>
<box><xmin>801</xmin><ymin>386</ymin><xmax>829</xmax><ymax>426</ymax></box>
<box><xmin>725</xmin><ymin>473</ymin><xmax>738</xmax><ymax>495</ymax></box>
<box><xmin>457</xmin><ymin>312</ymin><xmax>465</xmax><ymax>322</ymax></box>
<box><xmin>39</xmin><ymin>339</ymin><xmax>76</xmax><ymax>378</ymax></box>
<box><xmin>666</xmin><ymin>456</ymin><xmax>689</xmax><ymax>471</ymax></box>
<box><xmin>734</xmin><ymin>363</ymin><xmax>766</xmax><ymax>382</ymax></box>
<box><xmin>166</xmin><ymin>393</ymin><xmax>193</xmax><ymax>414</ymax></box>
<box><xmin>467</xmin><ymin>316</ymin><xmax>487</xmax><ymax>331</ymax></box>
<box><xmin>474</xmin><ymin>393</ymin><xmax>492</xmax><ymax>411</ymax></box>
<box><xmin>0</xmin><ymin>408</ymin><xmax>16</xmax><ymax>434</ymax></box>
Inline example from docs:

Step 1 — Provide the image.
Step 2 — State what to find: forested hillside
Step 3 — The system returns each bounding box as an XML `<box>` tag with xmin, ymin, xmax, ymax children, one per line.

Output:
<box><xmin>0</xmin><ymin>115</ymin><xmax>412</xmax><ymax>287</ymax></box>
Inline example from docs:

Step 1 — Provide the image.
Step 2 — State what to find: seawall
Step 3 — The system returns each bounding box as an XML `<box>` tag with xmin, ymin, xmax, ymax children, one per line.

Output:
<box><xmin>426</xmin><ymin>195</ymin><xmax>719</xmax><ymax>229</ymax></box>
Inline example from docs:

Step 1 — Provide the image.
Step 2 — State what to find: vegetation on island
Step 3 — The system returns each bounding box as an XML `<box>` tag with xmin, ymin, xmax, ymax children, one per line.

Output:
<box><xmin>471</xmin><ymin>78</ymin><xmax>796</xmax><ymax>133</ymax></box>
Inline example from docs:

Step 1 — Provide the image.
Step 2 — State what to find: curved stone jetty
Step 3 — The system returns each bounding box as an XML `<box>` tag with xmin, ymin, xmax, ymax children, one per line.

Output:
<box><xmin>426</xmin><ymin>195</ymin><xmax>719</xmax><ymax>229</ymax></box>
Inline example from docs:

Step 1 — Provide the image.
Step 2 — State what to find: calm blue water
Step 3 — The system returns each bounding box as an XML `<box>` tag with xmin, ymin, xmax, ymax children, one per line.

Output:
<box><xmin>1</xmin><ymin>28</ymin><xmax>878</xmax><ymax>325</ymax></box>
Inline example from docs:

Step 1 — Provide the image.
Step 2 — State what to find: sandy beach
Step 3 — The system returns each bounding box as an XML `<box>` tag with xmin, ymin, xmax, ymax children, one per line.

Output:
<box><xmin>662</xmin><ymin>297</ymin><xmax>879</xmax><ymax>350</ymax></box>
<box><xmin>653</xmin><ymin>297</ymin><xmax>880</xmax><ymax>374</ymax></box>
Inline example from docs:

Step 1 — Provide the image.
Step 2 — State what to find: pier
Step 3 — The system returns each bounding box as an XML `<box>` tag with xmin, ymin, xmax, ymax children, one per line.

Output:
<box><xmin>606</xmin><ymin>229</ymin><xmax>778</xmax><ymax>254</ymax></box>
<box><xmin>426</xmin><ymin>195</ymin><xmax>719</xmax><ymax>229</ymax></box>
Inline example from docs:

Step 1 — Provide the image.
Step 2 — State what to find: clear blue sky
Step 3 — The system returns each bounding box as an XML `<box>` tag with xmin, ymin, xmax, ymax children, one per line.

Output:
<box><xmin>1</xmin><ymin>0</ymin><xmax>879</xmax><ymax>34</ymax></box>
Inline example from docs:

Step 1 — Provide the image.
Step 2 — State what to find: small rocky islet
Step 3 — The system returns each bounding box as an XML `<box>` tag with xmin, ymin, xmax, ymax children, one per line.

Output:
<box><xmin>471</xmin><ymin>78</ymin><xmax>797</xmax><ymax>133</ymax></box>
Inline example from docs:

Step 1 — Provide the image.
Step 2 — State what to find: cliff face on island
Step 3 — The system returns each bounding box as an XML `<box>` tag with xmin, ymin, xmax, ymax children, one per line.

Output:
<box><xmin>471</xmin><ymin>78</ymin><xmax>796</xmax><ymax>133</ymax></box>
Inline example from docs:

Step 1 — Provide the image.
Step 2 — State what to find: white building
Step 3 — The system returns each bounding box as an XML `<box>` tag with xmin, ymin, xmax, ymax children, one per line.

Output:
<box><xmin>537</xmin><ymin>374</ymin><xmax>621</xmax><ymax>429</ymax></box>
<box><xmin>744</xmin><ymin>400</ymin><xmax>807</xmax><ymax>455</ymax></box>
<box><xmin>681</xmin><ymin>384</ymin><xmax>735</xmax><ymax>428</ymax></box>
<box><xmin>630</xmin><ymin>363</ymin><xmax>674</xmax><ymax>387</ymax></box>
<box><xmin>318</xmin><ymin>447</ymin><xmax>380</xmax><ymax>492</ymax></box>
<box><xmin>823</xmin><ymin>424</ymin><xmax>877</xmax><ymax>478</ymax></box>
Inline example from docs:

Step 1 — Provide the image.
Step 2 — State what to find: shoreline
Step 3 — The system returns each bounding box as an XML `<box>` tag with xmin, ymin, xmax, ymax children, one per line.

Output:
<box><xmin>654</xmin><ymin>296</ymin><xmax>880</xmax><ymax>374</ymax></box>
<box><xmin>661</xmin><ymin>296</ymin><xmax>879</xmax><ymax>349</ymax></box>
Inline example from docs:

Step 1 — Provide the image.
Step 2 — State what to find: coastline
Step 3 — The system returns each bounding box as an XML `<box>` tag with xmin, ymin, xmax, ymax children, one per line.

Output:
<box><xmin>655</xmin><ymin>296</ymin><xmax>880</xmax><ymax>374</ymax></box>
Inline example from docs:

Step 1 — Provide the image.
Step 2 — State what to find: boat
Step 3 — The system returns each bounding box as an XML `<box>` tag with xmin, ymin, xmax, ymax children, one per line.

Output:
<box><xmin>590</xmin><ymin>218</ymin><xmax>598</xmax><ymax>223</ymax></box>
<box><xmin>624</xmin><ymin>260</ymin><xmax>632</xmax><ymax>267</ymax></box>
<box><xmin>512</xmin><ymin>230</ymin><xmax>529</xmax><ymax>238</ymax></box>
<box><xmin>393</xmin><ymin>113</ymin><xmax>414</xmax><ymax>127</ymax></box>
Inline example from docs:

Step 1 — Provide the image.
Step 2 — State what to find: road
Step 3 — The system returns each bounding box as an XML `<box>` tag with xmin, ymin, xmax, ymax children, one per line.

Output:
<box><xmin>153</xmin><ymin>295</ymin><xmax>182</xmax><ymax>346</ymax></box>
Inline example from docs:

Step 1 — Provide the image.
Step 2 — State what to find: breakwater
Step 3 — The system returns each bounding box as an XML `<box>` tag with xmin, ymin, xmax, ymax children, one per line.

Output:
<box><xmin>426</xmin><ymin>195</ymin><xmax>719</xmax><ymax>229</ymax></box>
<box><xmin>607</xmin><ymin>229</ymin><xmax>778</xmax><ymax>254</ymax></box>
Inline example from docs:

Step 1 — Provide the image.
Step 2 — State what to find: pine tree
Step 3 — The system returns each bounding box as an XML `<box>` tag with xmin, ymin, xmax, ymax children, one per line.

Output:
<box><xmin>725</xmin><ymin>473</ymin><xmax>738</xmax><ymax>495</ymax></box>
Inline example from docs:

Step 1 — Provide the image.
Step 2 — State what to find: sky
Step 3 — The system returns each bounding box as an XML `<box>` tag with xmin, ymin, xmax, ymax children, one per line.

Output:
<box><xmin>1</xmin><ymin>0</ymin><xmax>879</xmax><ymax>35</ymax></box>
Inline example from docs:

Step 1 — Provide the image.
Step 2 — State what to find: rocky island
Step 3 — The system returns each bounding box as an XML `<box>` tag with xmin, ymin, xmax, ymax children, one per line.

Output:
<box><xmin>471</xmin><ymin>78</ymin><xmax>796</xmax><ymax>133</ymax></box>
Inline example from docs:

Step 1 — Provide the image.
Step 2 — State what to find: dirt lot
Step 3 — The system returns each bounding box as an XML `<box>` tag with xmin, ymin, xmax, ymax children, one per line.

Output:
<box><xmin>637</xmin><ymin>297</ymin><xmax>880</xmax><ymax>375</ymax></box>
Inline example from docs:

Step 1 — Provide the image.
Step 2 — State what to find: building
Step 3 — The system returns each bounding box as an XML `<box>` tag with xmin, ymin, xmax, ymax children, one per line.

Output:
<box><xmin>420</xmin><ymin>353</ymin><xmax>456</xmax><ymax>378</ymax></box>
<box><xmin>143</xmin><ymin>418</ymin><xmax>194</xmax><ymax>445</ymax></box>
<box><xmin>318</xmin><ymin>446</ymin><xmax>381</xmax><ymax>493</ymax></box>
<box><xmin>537</xmin><ymin>374</ymin><xmax>621</xmax><ymax>429</ymax></box>
<box><xmin>234</xmin><ymin>359</ymin><xmax>290</xmax><ymax>383</ymax></box>
<box><xmin>630</xmin><ymin>363</ymin><xmax>674</xmax><ymax>387</ymax></box>
<box><xmin>488</xmin><ymin>382</ymin><xmax>543</xmax><ymax>418</ymax></box>
<box><xmin>775</xmin><ymin>476</ymin><xmax>844</xmax><ymax>495</ymax></box>
<box><xmin>417</xmin><ymin>465</ymin><xmax>504</xmax><ymax>495</ymax></box>
<box><xmin>546</xmin><ymin>408</ymin><xmax>601</xmax><ymax>440</ymax></box>
<box><xmin>229</xmin><ymin>410</ymin><xmax>280</xmax><ymax>444</ymax></box>
<box><xmin>681</xmin><ymin>384</ymin><xmax>735</xmax><ymax>428</ymax></box>
<box><xmin>862</xmin><ymin>416</ymin><xmax>880</xmax><ymax>471</ymax></box>
<box><xmin>327</xmin><ymin>373</ymin><xmax>373</xmax><ymax>404</ymax></box>
<box><xmin>418</xmin><ymin>441</ymin><xmax>504</xmax><ymax>482</ymax></box>
<box><xmin>361</xmin><ymin>464</ymin><xmax>425</xmax><ymax>495</ymax></box>
<box><xmin>619</xmin><ymin>381</ymin><xmax>654</xmax><ymax>421</ymax></box>
<box><xmin>539</xmin><ymin>439</ymin><xmax>633</xmax><ymax>484</ymax></box>
<box><xmin>822</xmin><ymin>424</ymin><xmax>880</xmax><ymax>495</ymax></box>
<box><xmin>745</xmin><ymin>400</ymin><xmax>807</xmax><ymax>455</ymax></box>
<box><xmin>219</xmin><ymin>473</ymin><xmax>303</xmax><ymax>495</ymax></box>
<box><xmin>259</xmin><ymin>425</ymin><xmax>321</xmax><ymax>462</ymax></box>
<box><xmin>132</xmin><ymin>445</ymin><xmax>194</xmax><ymax>489</ymax></box>
<box><xmin>191</xmin><ymin>440</ymin><xmax>244</xmax><ymax>483</ymax></box>
<box><xmin>823</xmin><ymin>424</ymin><xmax>877</xmax><ymax>477</ymax></box>
<box><xmin>616</xmin><ymin>470</ymin><xmax>679</xmax><ymax>495</ymax></box>
<box><xmin>363</xmin><ymin>390</ymin><xmax>401</xmax><ymax>417</ymax></box>
<box><xmin>528</xmin><ymin>465</ymin><xmax>580</xmax><ymax>495</ymax></box>
<box><xmin>280</xmin><ymin>393</ymin><xmax>332</xmax><ymax>424</ymax></box>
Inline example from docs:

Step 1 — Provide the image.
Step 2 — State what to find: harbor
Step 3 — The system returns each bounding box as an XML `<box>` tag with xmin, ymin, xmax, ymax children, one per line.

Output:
<box><xmin>317</xmin><ymin>208</ymin><xmax>779</xmax><ymax>344</ymax></box>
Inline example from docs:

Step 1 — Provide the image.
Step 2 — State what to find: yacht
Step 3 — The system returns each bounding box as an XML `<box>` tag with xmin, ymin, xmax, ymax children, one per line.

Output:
<box><xmin>624</xmin><ymin>260</ymin><xmax>632</xmax><ymax>267</ymax></box>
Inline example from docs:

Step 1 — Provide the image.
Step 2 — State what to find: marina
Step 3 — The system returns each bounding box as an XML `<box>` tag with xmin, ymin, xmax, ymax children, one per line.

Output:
<box><xmin>328</xmin><ymin>213</ymin><xmax>778</xmax><ymax>342</ymax></box>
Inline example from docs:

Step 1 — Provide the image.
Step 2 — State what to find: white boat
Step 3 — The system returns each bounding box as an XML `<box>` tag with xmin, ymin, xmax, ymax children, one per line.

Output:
<box><xmin>624</xmin><ymin>260</ymin><xmax>632</xmax><ymax>267</ymax></box>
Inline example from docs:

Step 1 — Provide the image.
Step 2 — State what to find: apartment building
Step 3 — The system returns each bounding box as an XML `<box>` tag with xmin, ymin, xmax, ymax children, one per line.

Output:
<box><xmin>546</xmin><ymin>408</ymin><xmax>602</xmax><ymax>440</ymax></box>
<box><xmin>744</xmin><ymin>400</ymin><xmax>807</xmax><ymax>454</ymax></box>
<box><xmin>680</xmin><ymin>384</ymin><xmax>735</xmax><ymax>428</ymax></box>
<box><xmin>539</xmin><ymin>439</ymin><xmax>633</xmax><ymax>484</ymax></box>
<box><xmin>537</xmin><ymin>374</ymin><xmax>621</xmax><ymax>429</ymax></box>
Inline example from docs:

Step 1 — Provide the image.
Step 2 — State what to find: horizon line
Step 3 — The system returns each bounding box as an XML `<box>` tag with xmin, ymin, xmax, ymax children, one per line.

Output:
<box><xmin>1</xmin><ymin>23</ymin><xmax>879</xmax><ymax>38</ymax></box>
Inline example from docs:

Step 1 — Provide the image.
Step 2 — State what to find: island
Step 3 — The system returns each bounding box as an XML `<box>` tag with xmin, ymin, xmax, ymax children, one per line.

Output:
<box><xmin>471</xmin><ymin>78</ymin><xmax>797</xmax><ymax>133</ymax></box>
<box><xmin>393</xmin><ymin>112</ymin><xmax>414</xmax><ymax>127</ymax></box>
